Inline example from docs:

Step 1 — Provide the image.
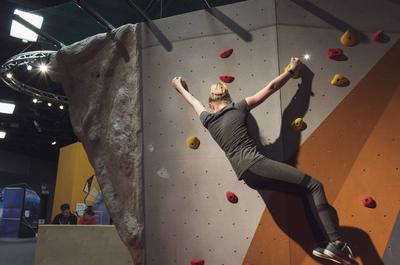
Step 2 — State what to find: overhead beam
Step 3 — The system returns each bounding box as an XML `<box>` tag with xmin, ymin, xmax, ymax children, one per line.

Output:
<box><xmin>73</xmin><ymin>0</ymin><xmax>115</xmax><ymax>33</ymax></box>
<box><xmin>126</xmin><ymin>0</ymin><xmax>172</xmax><ymax>51</ymax></box>
<box><xmin>12</xmin><ymin>14</ymin><xmax>65</xmax><ymax>49</ymax></box>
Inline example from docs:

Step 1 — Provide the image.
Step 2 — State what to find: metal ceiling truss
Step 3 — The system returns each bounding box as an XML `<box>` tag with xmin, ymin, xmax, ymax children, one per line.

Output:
<box><xmin>0</xmin><ymin>50</ymin><xmax>68</xmax><ymax>104</ymax></box>
<box><xmin>1</xmin><ymin>0</ymin><xmax>237</xmax><ymax>102</ymax></box>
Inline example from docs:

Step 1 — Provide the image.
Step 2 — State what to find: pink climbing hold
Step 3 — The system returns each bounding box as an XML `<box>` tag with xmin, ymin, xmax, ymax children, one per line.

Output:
<box><xmin>191</xmin><ymin>259</ymin><xmax>204</xmax><ymax>265</ymax></box>
<box><xmin>219</xmin><ymin>75</ymin><xmax>235</xmax><ymax>83</ymax></box>
<box><xmin>244</xmin><ymin>263</ymin><xmax>254</xmax><ymax>265</ymax></box>
<box><xmin>373</xmin><ymin>30</ymin><xmax>384</xmax><ymax>42</ymax></box>
<box><xmin>226</xmin><ymin>191</ymin><xmax>239</xmax><ymax>204</ymax></box>
<box><xmin>219</xmin><ymin>48</ymin><xmax>234</xmax><ymax>58</ymax></box>
<box><xmin>361</xmin><ymin>196</ymin><xmax>376</xmax><ymax>208</ymax></box>
<box><xmin>327</xmin><ymin>48</ymin><xmax>343</xmax><ymax>60</ymax></box>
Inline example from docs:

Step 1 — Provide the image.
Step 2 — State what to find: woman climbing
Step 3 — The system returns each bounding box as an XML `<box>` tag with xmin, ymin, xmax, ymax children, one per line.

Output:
<box><xmin>171</xmin><ymin>57</ymin><xmax>357</xmax><ymax>265</ymax></box>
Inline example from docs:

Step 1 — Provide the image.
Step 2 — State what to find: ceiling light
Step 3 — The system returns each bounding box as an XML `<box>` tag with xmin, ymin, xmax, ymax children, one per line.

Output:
<box><xmin>10</xmin><ymin>9</ymin><xmax>44</xmax><ymax>42</ymax></box>
<box><xmin>32</xmin><ymin>98</ymin><xmax>38</xmax><ymax>103</ymax></box>
<box><xmin>27</xmin><ymin>65</ymin><xmax>32</xmax><ymax>71</ymax></box>
<box><xmin>303</xmin><ymin>53</ymin><xmax>311</xmax><ymax>60</ymax></box>
<box><xmin>59</xmin><ymin>105</ymin><xmax>64</xmax><ymax>110</ymax></box>
<box><xmin>0</xmin><ymin>131</ymin><xmax>6</xmax><ymax>139</ymax></box>
<box><xmin>51</xmin><ymin>141</ymin><xmax>57</xmax><ymax>145</ymax></box>
<box><xmin>47</xmin><ymin>102</ymin><xmax>52</xmax><ymax>107</ymax></box>
<box><xmin>6</xmin><ymin>73</ymin><xmax>13</xmax><ymax>79</ymax></box>
<box><xmin>39</xmin><ymin>63</ymin><xmax>49</xmax><ymax>73</ymax></box>
<box><xmin>0</xmin><ymin>101</ymin><xmax>16</xmax><ymax>114</ymax></box>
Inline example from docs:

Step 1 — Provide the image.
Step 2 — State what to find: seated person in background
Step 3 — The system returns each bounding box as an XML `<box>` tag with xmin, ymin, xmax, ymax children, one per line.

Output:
<box><xmin>78</xmin><ymin>206</ymin><xmax>97</xmax><ymax>225</ymax></box>
<box><xmin>52</xmin><ymin>203</ymin><xmax>78</xmax><ymax>224</ymax></box>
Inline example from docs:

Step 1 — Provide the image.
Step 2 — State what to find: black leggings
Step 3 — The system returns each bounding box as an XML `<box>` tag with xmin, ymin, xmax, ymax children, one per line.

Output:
<box><xmin>242</xmin><ymin>157</ymin><xmax>341</xmax><ymax>242</ymax></box>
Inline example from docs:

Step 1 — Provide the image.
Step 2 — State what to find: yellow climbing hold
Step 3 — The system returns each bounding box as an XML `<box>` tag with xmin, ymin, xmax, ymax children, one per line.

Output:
<box><xmin>284</xmin><ymin>64</ymin><xmax>300</xmax><ymax>79</ymax></box>
<box><xmin>340</xmin><ymin>30</ymin><xmax>357</xmax><ymax>47</ymax></box>
<box><xmin>291</xmin><ymin>118</ymin><xmax>304</xmax><ymax>131</ymax></box>
<box><xmin>331</xmin><ymin>74</ymin><xmax>350</xmax><ymax>87</ymax></box>
<box><xmin>186</xmin><ymin>136</ymin><xmax>200</xmax><ymax>149</ymax></box>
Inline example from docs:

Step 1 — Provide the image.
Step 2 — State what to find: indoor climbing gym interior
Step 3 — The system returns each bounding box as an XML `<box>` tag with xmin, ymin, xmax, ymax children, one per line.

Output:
<box><xmin>0</xmin><ymin>0</ymin><xmax>399</xmax><ymax>265</ymax></box>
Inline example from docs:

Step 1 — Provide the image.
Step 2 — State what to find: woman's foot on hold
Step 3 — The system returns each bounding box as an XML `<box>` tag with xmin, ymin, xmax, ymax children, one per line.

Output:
<box><xmin>312</xmin><ymin>243</ymin><xmax>339</xmax><ymax>263</ymax></box>
<box><xmin>321</xmin><ymin>242</ymin><xmax>358</xmax><ymax>265</ymax></box>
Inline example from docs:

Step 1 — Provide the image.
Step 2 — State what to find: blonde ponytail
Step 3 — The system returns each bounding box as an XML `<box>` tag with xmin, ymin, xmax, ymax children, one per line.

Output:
<box><xmin>209</xmin><ymin>82</ymin><xmax>232</xmax><ymax>103</ymax></box>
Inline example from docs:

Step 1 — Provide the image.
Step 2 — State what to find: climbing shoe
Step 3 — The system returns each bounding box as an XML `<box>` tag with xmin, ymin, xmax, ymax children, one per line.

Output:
<box><xmin>323</xmin><ymin>242</ymin><xmax>358</xmax><ymax>265</ymax></box>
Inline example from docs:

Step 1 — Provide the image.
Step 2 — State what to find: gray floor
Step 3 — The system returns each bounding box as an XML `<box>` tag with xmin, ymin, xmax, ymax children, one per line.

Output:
<box><xmin>0</xmin><ymin>238</ymin><xmax>36</xmax><ymax>265</ymax></box>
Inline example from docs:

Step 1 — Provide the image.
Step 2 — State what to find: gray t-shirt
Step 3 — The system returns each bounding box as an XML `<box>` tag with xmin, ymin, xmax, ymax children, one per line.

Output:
<box><xmin>200</xmin><ymin>99</ymin><xmax>264</xmax><ymax>179</ymax></box>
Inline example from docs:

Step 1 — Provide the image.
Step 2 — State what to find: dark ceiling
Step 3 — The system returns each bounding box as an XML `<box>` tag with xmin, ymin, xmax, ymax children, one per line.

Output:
<box><xmin>0</xmin><ymin>0</ymin><xmax>245</xmax><ymax>160</ymax></box>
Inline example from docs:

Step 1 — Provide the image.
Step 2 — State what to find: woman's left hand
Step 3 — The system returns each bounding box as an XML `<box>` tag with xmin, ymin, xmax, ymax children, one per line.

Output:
<box><xmin>171</xmin><ymin>76</ymin><xmax>182</xmax><ymax>89</ymax></box>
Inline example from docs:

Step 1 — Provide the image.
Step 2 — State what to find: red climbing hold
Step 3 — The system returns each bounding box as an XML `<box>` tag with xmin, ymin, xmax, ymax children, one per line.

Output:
<box><xmin>191</xmin><ymin>259</ymin><xmax>204</xmax><ymax>265</ymax></box>
<box><xmin>373</xmin><ymin>30</ymin><xmax>384</xmax><ymax>42</ymax></box>
<box><xmin>226</xmin><ymin>191</ymin><xmax>239</xmax><ymax>204</ymax></box>
<box><xmin>327</xmin><ymin>48</ymin><xmax>343</xmax><ymax>60</ymax></box>
<box><xmin>219</xmin><ymin>75</ymin><xmax>235</xmax><ymax>83</ymax></box>
<box><xmin>244</xmin><ymin>263</ymin><xmax>254</xmax><ymax>265</ymax></box>
<box><xmin>361</xmin><ymin>196</ymin><xmax>376</xmax><ymax>208</ymax></box>
<box><xmin>219</xmin><ymin>48</ymin><xmax>234</xmax><ymax>58</ymax></box>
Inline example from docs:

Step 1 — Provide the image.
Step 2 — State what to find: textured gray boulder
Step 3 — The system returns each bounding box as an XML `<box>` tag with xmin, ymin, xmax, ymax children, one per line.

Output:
<box><xmin>50</xmin><ymin>24</ymin><xmax>144</xmax><ymax>265</ymax></box>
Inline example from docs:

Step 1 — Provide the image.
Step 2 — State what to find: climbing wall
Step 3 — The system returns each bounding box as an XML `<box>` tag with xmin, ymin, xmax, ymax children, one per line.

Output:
<box><xmin>139</xmin><ymin>0</ymin><xmax>400</xmax><ymax>264</ymax></box>
<box><xmin>141</xmin><ymin>1</ymin><xmax>281</xmax><ymax>264</ymax></box>
<box><xmin>277</xmin><ymin>0</ymin><xmax>400</xmax><ymax>155</ymax></box>
<box><xmin>243</xmin><ymin>0</ymin><xmax>400</xmax><ymax>264</ymax></box>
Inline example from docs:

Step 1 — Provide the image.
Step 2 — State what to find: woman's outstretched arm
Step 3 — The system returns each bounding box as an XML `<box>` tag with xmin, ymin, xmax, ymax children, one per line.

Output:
<box><xmin>172</xmin><ymin>76</ymin><xmax>206</xmax><ymax>117</ymax></box>
<box><xmin>245</xmin><ymin>57</ymin><xmax>301</xmax><ymax>109</ymax></box>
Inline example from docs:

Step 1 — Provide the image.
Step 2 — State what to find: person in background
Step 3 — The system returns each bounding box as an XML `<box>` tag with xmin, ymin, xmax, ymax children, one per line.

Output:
<box><xmin>52</xmin><ymin>203</ymin><xmax>77</xmax><ymax>225</ymax></box>
<box><xmin>78</xmin><ymin>206</ymin><xmax>97</xmax><ymax>225</ymax></box>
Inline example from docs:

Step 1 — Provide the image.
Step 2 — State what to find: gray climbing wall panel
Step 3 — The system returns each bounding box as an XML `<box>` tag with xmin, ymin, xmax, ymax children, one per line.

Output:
<box><xmin>276</xmin><ymin>0</ymin><xmax>400</xmax><ymax>159</ymax></box>
<box><xmin>141</xmin><ymin>1</ymin><xmax>281</xmax><ymax>264</ymax></box>
<box><xmin>383</xmin><ymin>212</ymin><xmax>400</xmax><ymax>265</ymax></box>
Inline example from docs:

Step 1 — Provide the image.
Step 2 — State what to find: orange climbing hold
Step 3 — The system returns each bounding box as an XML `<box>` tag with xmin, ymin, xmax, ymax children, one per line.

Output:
<box><xmin>226</xmin><ymin>191</ymin><xmax>239</xmax><ymax>204</ymax></box>
<box><xmin>191</xmin><ymin>259</ymin><xmax>205</xmax><ymax>265</ymax></box>
<box><xmin>331</xmin><ymin>74</ymin><xmax>350</xmax><ymax>87</ymax></box>
<box><xmin>219</xmin><ymin>75</ymin><xmax>235</xmax><ymax>83</ymax></box>
<box><xmin>220</xmin><ymin>48</ymin><xmax>234</xmax><ymax>58</ymax></box>
<box><xmin>340</xmin><ymin>30</ymin><xmax>358</xmax><ymax>47</ymax></box>
<box><xmin>186</xmin><ymin>136</ymin><xmax>200</xmax><ymax>150</ymax></box>
<box><xmin>361</xmin><ymin>196</ymin><xmax>376</xmax><ymax>208</ymax></box>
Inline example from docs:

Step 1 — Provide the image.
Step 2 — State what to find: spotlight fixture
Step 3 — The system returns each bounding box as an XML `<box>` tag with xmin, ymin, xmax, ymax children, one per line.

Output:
<box><xmin>6</xmin><ymin>73</ymin><xmax>13</xmax><ymax>79</ymax></box>
<box><xmin>51</xmin><ymin>141</ymin><xmax>57</xmax><ymax>145</ymax></box>
<box><xmin>0</xmin><ymin>101</ymin><xmax>16</xmax><ymax>114</ymax></box>
<box><xmin>32</xmin><ymin>98</ymin><xmax>38</xmax><ymax>103</ymax></box>
<box><xmin>59</xmin><ymin>105</ymin><xmax>64</xmax><ymax>110</ymax></box>
<box><xmin>26</xmin><ymin>64</ymin><xmax>32</xmax><ymax>71</ymax></box>
<box><xmin>39</xmin><ymin>63</ymin><xmax>49</xmax><ymax>73</ymax></box>
<box><xmin>10</xmin><ymin>9</ymin><xmax>44</xmax><ymax>42</ymax></box>
<box><xmin>0</xmin><ymin>131</ymin><xmax>6</xmax><ymax>139</ymax></box>
<box><xmin>303</xmin><ymin>53</ymin><xmax>311</xmax><ymax>61</ymax></box>
<box><xmin>47</xmin><ymin>102</ymin><xmax>52</xmax><ymax>107</ymax></box>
